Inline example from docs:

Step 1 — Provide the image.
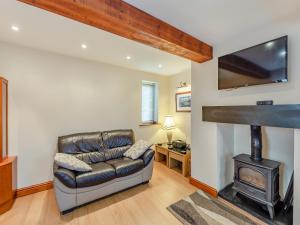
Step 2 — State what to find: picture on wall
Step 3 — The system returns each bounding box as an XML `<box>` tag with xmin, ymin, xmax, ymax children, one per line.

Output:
<box><xmin>176</xmin><ymin>91</ymin><xmax>191</xmax><ymax>112</ymax></box>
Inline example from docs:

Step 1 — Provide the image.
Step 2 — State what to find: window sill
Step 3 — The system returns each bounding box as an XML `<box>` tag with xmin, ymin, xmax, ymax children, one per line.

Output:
<box><xmin>139</xmin><ymin>122</ymin><xmax>161</xmax><ymax>127</ymax></box>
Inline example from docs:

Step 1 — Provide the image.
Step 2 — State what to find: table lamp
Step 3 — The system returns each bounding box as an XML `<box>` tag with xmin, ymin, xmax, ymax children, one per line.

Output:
<box><xmin>163</xmin><ymin>115</ymin><xmax>176</xmax><ymax>146</ymax></box>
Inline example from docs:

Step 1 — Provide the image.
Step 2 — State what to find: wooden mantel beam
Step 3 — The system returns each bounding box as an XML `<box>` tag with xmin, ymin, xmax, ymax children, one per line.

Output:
<box><xmin>17</xmin><ymin>0</ymin><xmax>213</xmax><ymax>63</ymax></box>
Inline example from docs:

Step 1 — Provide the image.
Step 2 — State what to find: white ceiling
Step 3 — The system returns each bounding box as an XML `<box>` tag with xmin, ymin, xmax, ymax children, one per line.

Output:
<box><xmin>2</xmin><ymin>1</ymin><xmax>298</xmax><ymax>76</ymax></box>
<box><xmin>124</xmin><ymin>0</ymin><xmax>300</xmax><ymax>46</ymax></box>
<box><xmin>0</xmin><ymin>0</ymin><xmax>191</xmax><ymax>76</ymax></box>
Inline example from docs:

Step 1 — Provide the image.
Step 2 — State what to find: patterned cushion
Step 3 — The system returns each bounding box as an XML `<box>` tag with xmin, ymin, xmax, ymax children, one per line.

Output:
<box><xmin>123</xmin><ymin>140</ymin><xmax>152</xmax><ymax>160</ymax></box>
<box><xmin>54</xmin><ymin>153</ymin><xmax>92</xmax><ymax>172</ymax></box>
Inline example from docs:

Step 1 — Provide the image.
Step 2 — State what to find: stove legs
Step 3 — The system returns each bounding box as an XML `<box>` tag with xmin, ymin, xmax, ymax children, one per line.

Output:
<box><xmin>267</xmin><ymin>205</ymin><xmax>275</xmax><ymax>220</ymax></box>
<box><xmin>233</xmin><ymin>190</ymin><xmax>238</xmax><ymax>199</ymax></box>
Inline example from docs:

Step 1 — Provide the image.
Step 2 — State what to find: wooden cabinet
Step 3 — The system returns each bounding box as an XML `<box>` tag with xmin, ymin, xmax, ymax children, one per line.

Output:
<box><xmin>0</xmin><ymin>77</ymin><xmax>17</xmax><ymax>215</ymax></box>
<box><xmin>0</xmin><ymin>157</ymin><xmax>17</xmax><ymax>214</ymax></box>
<box><xmin>0</xmin><ymin>77</ymin><xmax>8</xmax><ymax>162</ymax></box>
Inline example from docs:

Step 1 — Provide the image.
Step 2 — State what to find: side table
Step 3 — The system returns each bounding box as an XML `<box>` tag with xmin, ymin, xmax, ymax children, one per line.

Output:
<box><xmin>155</xmin><ymin>145</ymin><xmax>169</xmax><ymax>166</ymax></box>
<box><xmin>168</xmin><ymin>150</ymin><xmax>191</xmax><ymax>177</ymax></box>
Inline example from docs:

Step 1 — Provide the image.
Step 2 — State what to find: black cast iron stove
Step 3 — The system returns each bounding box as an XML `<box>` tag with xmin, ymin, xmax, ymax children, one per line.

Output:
<box><xmin>233</xmin><ymin>125</ymin><xmax>281</xmax><ymax>220</ymax></box>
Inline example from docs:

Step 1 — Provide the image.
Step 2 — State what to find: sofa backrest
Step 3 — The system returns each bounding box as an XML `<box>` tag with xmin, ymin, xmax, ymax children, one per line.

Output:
<box><xmin>102</xmin><ymin>130</ymin><xmax>134</xmax><ymax>149</ymax></box>
<box><xmin>58</xmin><ymin>129</ymin><xmax>135</xmax><ymax>154</ymax></box>
<box><xmin>58</xmin><ymin>132</ymin><xmax>103</xmax><ymax>154</ymax></box>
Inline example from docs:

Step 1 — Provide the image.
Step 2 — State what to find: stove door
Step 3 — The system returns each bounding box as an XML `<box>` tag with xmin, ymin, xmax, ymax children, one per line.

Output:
<box><xmin>239</xmin><ymin>167</ymin><xmax>266</xmax><ymax>191</ymax></box>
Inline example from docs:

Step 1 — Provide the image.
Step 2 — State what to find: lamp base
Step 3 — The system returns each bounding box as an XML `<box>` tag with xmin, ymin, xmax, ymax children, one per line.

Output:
<box><xmin>167</xmin><ymin>131</ymin><xmax>173</xmax><ymax>146</ymax></box>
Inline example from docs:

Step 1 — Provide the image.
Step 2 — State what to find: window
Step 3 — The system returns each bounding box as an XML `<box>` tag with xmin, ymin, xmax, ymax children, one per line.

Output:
<box><xmin>142</xmin><ymin>81</ymin><xmax>158</xmax><ymax>124</ymax></box>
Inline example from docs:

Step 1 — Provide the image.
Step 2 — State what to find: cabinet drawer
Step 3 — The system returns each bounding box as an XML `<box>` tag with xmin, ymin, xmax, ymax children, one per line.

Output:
<box><xmin>156</xmin><ymin>146</ymin><xmax>168</xmax><ymax>155</ymax></box>
<box><xmin>169</xmin><ymin>152</ymin><xmax>183</xmax><ymax>162</ymax></box>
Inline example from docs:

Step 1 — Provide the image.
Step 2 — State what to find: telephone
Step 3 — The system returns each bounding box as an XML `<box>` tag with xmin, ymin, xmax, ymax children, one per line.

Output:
<box><xmin>172</xmin><ymin>140</ymin><xmax>187</xmax><ymax>150</ymax></box>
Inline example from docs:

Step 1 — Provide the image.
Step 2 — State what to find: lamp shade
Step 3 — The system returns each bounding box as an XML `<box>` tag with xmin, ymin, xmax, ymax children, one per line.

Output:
<box><xmin>163</xmin><ymin>115</ymin><xmax>176</xmax><ymax>130</ymax></box>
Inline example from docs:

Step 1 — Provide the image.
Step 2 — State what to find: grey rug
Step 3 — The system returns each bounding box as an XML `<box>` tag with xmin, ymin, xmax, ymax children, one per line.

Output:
<box><xmin>168</xmin><ymin>191</ymin><xmax>260</xmax><ymax>225</ymax></box>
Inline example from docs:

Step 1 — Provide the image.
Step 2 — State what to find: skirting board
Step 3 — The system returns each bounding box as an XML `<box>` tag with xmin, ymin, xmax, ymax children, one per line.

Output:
<box><xmin>16</xmin><ymin>181</ymin><xmax>53</xmax><ymax>198</ymax></box>
<box><xmin>189</xmin><ymin>177</ymin><xmax>218</xmax><ymax>198</ymax></box>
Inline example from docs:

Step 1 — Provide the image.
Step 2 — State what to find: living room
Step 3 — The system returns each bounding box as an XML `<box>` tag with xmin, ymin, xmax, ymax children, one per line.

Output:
<box><xmin>0</xmin><ymin>0</ymin><xmax>299</xmax><ymax>225</ymax></box>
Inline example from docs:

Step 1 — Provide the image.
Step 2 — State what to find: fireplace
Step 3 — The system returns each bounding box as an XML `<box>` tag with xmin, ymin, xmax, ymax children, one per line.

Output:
<box><xmin>202</xmin><ymin>104</ymin><xmax>296</xmax><ymax>223</ymax></box>
<box><xmin>233</xmin><ymin>154</ymin><xmax>280</xmax><ymax>219</ymax></box>
<box><xmin>233</xmin><ymin>125</ymin><xmax>281</xmax><ymax>220</ymax></box>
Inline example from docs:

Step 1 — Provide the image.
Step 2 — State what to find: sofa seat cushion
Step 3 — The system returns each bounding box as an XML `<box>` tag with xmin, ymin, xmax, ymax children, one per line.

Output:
<box><xmin>106</xmin><ymin>157</ymin><xmax>144</xmax><ymax>177</ymax></box>
<box><xmin>76</xmin><ymin>162</ymin><xmax>116</xmax><ymax>188</ymax></box>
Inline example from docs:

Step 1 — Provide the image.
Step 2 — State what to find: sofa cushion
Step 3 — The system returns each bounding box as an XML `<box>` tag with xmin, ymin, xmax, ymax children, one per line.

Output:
<box><xmin>76</xmin><ymin>162</ymin><xmax>116</xmax><ymax>188</ymax></box>
<box><xmin>75</xmin><ymin>152</ymin><xmax>106</xmax><ymax>164</ymax></box>
<box><xmin>124</xmin><ymin>140</ymin><xmax>152</xmax><ymax>160</ymax></box>
<box><xmin>106</xmin><ymin>157</ymin><xmax>144</xmax><ymax>177</ymax></box>
<box><xmin>104</xmin><ymin>145</ymin><xmax>131</xmax><ymax>161</ymax></box>
<box><xmin>58</xmin><ymin>132</ymin><xmax>103</xmax><ymax>154</ymax></box>
<box><xmin>55</xmin><ymin>153</ymin><xmax>92</xmax><ymax>172</ymax></box>
<box><xmin>102</xmin><ymin>130</ymin><xmax>134</xmax><ymax>149</ymax></box>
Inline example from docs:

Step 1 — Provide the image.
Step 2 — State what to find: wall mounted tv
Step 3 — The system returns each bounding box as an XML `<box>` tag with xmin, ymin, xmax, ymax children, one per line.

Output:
<box><xmin>218</xmin><ymin>36</ymin><xmax>288</xmax><ymax>90</ymax></box>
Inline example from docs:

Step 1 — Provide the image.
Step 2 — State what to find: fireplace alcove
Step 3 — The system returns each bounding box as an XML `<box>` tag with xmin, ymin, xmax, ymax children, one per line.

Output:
<box><xmin>202</xmin><ymin>105</ymin><xmax>297</xmax><ymax>225</ymax></box>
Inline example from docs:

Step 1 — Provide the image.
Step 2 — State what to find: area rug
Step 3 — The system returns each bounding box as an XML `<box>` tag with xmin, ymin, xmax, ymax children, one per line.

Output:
<box><xmin>168</xmin><ymin>191</ymin><xmax>260</xmax><ymax>225</ymax></box>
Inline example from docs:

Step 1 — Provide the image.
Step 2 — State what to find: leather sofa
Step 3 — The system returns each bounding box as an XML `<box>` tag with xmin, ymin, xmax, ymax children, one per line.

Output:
<box><xmin>53</xmin><ymin>129</ymin><xmax>154</xmax><ymax>213</ymax></box>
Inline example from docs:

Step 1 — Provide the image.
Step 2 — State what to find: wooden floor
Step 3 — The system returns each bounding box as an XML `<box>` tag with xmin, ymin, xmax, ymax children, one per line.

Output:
<box><xmin>0</xmin><ymin>162</ymin><xmax>197</xmax><ymax>225</ymax></box>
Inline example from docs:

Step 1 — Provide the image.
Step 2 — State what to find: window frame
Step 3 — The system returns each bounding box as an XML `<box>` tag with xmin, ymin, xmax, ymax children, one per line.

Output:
<box><xmin>141</xmin><ymin>80</ymin><xmax>158</xmax><ymax>125</ymax></box>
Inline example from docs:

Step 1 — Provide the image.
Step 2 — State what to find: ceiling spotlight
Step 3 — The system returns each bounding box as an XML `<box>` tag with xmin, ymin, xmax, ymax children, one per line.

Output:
<box><xmin>158</xmin><ymin>64</ymin><xmax>163</xmax><ymax>68</ymax></box>
<box><xmin>126</xmin><ymin>56</ymin><xmax>131</xmax><ymax>60</ymax></box>
<box><xmin>11</xmin><ymin>25</ymin><xmax>20</xmax><ymax>32</ymax></box>
<box><xmin>81</xmin><ymin>44</ymin><xmax>87</xmax><ymax>49</ymax></box>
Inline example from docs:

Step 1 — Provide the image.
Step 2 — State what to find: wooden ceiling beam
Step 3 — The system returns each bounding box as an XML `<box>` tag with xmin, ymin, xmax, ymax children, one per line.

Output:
<box><xmin>17</xmin><ymin>0</ymin><xmax>213</xmax><ymax>63</ymax></box>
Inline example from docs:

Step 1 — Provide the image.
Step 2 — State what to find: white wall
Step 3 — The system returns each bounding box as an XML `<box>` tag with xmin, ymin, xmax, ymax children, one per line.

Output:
<box><xmin>294</xmin><ymin>130</ymin><xmax>300</xmax><ymax>224</ymax></box>
<box><xmin>0</xmin><ymin>41</ymin><xmax>171</xmax><ymax>188</ymax></box>
<box><xmin>217</xmin><ymin>124</ymin><xmax>234</xmax><ymax>189</ymax></box>
<box><xmin>169</xmin><ymin>70</ymin><xmax>191</xmax><ymax>144</ymax></box>
<box><xmin>191</xmin><ymin>13</ymin><xmax>299</xmax><ymax>221</ymax></box>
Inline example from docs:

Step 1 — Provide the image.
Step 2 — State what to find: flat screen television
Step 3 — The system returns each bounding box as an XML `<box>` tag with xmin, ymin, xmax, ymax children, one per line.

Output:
<box><xmin>218</xmin><ymin>36</ymin><xmax>288</xmax><ymax>90</ymax></box>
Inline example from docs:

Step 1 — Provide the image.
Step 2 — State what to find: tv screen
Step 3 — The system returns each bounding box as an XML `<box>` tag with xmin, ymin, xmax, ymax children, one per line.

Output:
<box><xmin>218</xmin><ymin>36</ymin><xmax>288</xmax><ymax>90</ymax></box>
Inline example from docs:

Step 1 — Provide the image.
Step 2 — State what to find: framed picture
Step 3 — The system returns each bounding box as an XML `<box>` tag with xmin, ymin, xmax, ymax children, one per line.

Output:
<box><xmin>176</xmin><ymin>91</ymin><xmax>191</xmax><ymax>112</ymax></box>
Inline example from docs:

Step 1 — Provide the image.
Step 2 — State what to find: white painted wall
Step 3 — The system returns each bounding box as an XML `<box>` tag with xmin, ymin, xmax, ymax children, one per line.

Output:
<box><xmin>169</xmin><ymin>69</ymin><xmax>191</xmax><ymax>144</ymax></box>
<box><xmin>217</xmin><ymin>124</ymin><xmax>234</xmax><ymax>189</ymax></box>
<box><xmin>294</xmin><ymin>130</ymin><xmax>300</xmax><ymax>224</ymax></box>
<box><xmin>191</xmin><ymin>13</ymin><xmax>299</xmax><ymax>222</ymax></box>
<box><xmin>0</xmin><ymin>41</ymin><xmax>171</xmax><ymax>188</ymax></box>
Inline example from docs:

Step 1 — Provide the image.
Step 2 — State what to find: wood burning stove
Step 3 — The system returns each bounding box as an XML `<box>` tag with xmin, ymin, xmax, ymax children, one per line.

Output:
<box><xmin>233</xmin><ymin>125</ymin><xmax>281</xmax><ymax>220</ymax></box>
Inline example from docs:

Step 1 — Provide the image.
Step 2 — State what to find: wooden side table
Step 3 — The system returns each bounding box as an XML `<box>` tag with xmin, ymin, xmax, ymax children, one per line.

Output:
<box><xmin>168</xmin><ymin>150</ymin><xmax>191</xmax><ymax>177</ymax></box>
<box><xmin>155</xmin><ymin>145</ymin><xmax>169</xmax><ymax>166</ymax></box>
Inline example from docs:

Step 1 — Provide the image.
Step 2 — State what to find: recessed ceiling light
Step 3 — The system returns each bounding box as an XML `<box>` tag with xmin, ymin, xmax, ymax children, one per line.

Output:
<box><xmin>81</xmin><ymin>44</ymin><xmax>87</xmax><ymax>49</ymax></box>
<box><xmin>11</xmin><ymin>25</ymin><xmax>20</xmax><ymax>32</ymax></box>
<box><xmin>158</xmin><ymin>64</ymin><xmax>163</xmax><ymax>68</ymax></box>
<box><xmin>266</xmin><ymin>42</ymin><xmax>274</xmax><ymax>48</ymax></box>
<box><xmin>126</xmin><ymin>56</ymin><xmax>131</xmax><ymax>60</ymax></box>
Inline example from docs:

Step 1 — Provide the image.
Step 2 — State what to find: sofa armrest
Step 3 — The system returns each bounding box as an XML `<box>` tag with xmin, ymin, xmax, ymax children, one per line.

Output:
<box><xmin>141</xmin><ymin>149</ymin><xmax>155</xmax><ymax>166</ymax></box>
<box><xmin>53</xmin><ymin>162</ymin><xmax>77</xmax><ymax>188</ymax></box>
